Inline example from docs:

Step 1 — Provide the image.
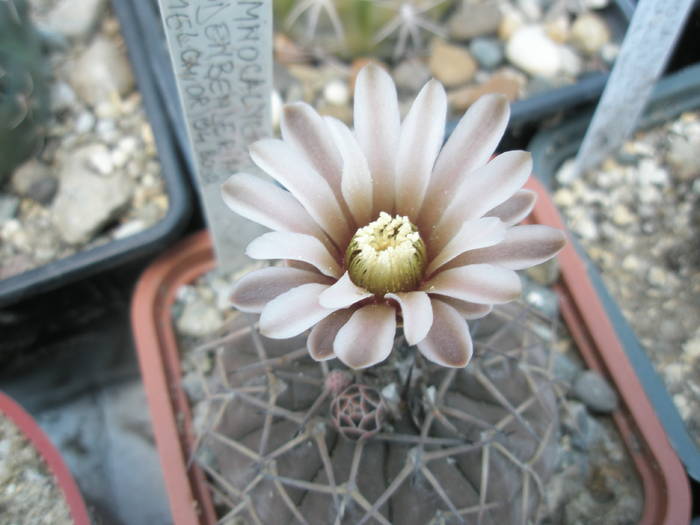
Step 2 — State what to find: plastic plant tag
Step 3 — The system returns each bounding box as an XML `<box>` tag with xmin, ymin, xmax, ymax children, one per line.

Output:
<box><xmin>158</xmin><ymin>0</ymin><xmax>273</xmax><ymax>272</ymax></box>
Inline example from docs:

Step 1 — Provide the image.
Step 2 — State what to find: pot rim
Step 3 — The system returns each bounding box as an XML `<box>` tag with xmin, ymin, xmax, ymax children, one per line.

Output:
<box><xmin>131</xmin><ymin>178</ymin><xmax>690</xmax><ymax>524</ymax></box>
<box><xmin>0</xmin><ymin>391</ymin><xmax>91</xmax><ymax>525</ymax></box>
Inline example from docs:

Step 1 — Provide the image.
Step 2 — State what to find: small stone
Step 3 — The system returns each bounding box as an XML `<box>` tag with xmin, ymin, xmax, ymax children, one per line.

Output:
<box><xmin>75</xmin><ymin>111</ymin><xmax>96</xmax><ymax>134</ymax></box>
<box><xmin>556</xmin><ymin>158</ymin><xmax>578</xmax><ymax>185</ymax></box>
<box><xmin>45</xmin><ymin>0</ymin><xmax>106</xmax><ymax>41</ymax></box>
<box><xmin>506</xmin><ymin>26</ymin><xmax>562</xmax><ymax>78</ymax></box>
<box><xmin>323</xmin><ymin>80</ymin><xmax>349</xmax><ymax>106</ymax></box>
<box><xmin>498</xmin><ymin>5</ymin><xmax>525</xmax><ymax>41</ymax></box>
<box><xmin>448</xmin><ymin>0</ymin><xmax>502</xmax><ymax>41</ymax></box>
<box><xmin>559</xmin><ymin>45</ymin><xmax>583</xmax><ymax>77</ymax></box>
<box><xmin>573</xmin><ymin>370</ymin><xmax>618</xmax><ymax>413</ymax></box>
<box><xmin>600</xmin><ymin>42</ymin><xmax>619</xmax><ymax>65</ymax></box>
<box><xmin>176</xmin><ymin>299</ymin><xmax>224</xmax><ymax>337</ymax></box>
<box><xmin>469</xmin><ymin>38</ymin><xmax>504</xmax><ymax>70</ymax></box>
<box><xmin>50</xmin><ymin>82</ymin><xmax>77</xmax><ymax>113</ymax></box>
<box><xmin>447</xmin><ymin>70</ymin><xmax>524</xmax><ymax>111</ymax></box>
<box><xmin>621</xmin><ymin>254</ymin><xmax>642</xmax><ymax>273</ymax></box>
<box><xmin>666</xmin><ymin>133</ymin><xmax>700</xmax><ymax>181</ymax></box>
<box><xmin>112</xmin><ymin>220</ymin><xmax>146</xmax><ymax>239</ymax></box>
<box><xmin>69</xmin><ymin>36</ymin><xmax>135</xmax><ymax>106</ymax></box>
<box><xmin>570</xmin><ymin>13</ymin><xmax>610</xmax><ymax>56</ymax></box>
<box><xmin>554</xmin><ymin>353</ymin><xmax>583</xmax><ymax>388</ymax></box>
<box><xmin>429</xmin><ymin>40</ymin><xmax>477</xmax><ymax>88</ymax></box>
<box><xmin>0</xmin><ymin>194</ymin><xmax>20</xmax><ymax>222</ymax></box>
<box><xmin>545</xmin><ymin>14</ymin><xmax>570</xmax><ymax>43</ymax></box>
<box><xmin>11</xmin><ymin>160</ymin><xmax>52</xmax><ymax>196</ymax></box>
<box><xmin>522</xmin><ymin>278</ymin><xmax>559</xmax><ymax>318</ymax></box>
<box><xmin>516</xmin><ymin>0</ymin><xmax>542</xmax><ymax>21</ymax></box>
<box><xmin>583</xmin><ymin>0</ymin><xmax>610</xmax><ymax>9</ymax></box>
<box><xmin>647</xmin><ymin>266</ymin><xmax>667</xmax><ymax>287</ymax></box>
<box><xmin>554</xmin><ymin>187</ymin><xmax>576</xmax><ymax>207</ymax></box>
<box><xmin>87</xmin><ymin>145</ymin><xmax>114</xmax><ymax>175</ymax></box>
<box><xmin>611</xmin><ymin>204</ymin><xmax>635</xmax><ymax>226</ymax></box>
<box><xmin>52</xmin><ymin>145</ymin><xmax>133</xmax><ymax>244</ymax></box>
<box><xmin>392</xmin><ymin>58</ymin><xmax>431</xmax><ymax>93</ymax></box>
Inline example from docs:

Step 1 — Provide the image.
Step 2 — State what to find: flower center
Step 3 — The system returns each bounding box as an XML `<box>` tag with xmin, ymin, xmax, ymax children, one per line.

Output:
<box><xmin>345</xmin><ymin>212</ymin><xmax>427</xmax><ymax>295</ymax></box>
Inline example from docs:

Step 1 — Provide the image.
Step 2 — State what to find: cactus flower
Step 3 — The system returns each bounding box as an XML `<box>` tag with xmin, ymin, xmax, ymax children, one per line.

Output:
<box><xmin>223</xmin><ymin>64</ymin><xmax>565</xmax><ymax>369</ymax></box>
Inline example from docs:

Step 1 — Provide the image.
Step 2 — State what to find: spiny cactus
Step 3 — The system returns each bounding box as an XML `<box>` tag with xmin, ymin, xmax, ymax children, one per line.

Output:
<box><xmin>185</xmin><ymin>301</ymin><xmax>560</xmax><ymax>524</ymax></box>
<box><xmin>275</xmin><ymin>0</ymin><xmax>454</xmax><ymax>60</ymax></box>
<box><xmin>0</xmin><ymin>0</ymin><xmax>49</xmax><ymax>182</ymax></box>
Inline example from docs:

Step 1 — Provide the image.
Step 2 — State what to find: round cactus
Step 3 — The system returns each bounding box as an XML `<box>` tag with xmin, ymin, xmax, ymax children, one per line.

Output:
<box><xmin>0</xmin><ymin>0</ymin><xmax>50</xmax><ymax>182</ymax></box>
<box><xmin>186</xmin><ymin>302</ymin><xmax>559</xmax><ymax>524</ymax></box>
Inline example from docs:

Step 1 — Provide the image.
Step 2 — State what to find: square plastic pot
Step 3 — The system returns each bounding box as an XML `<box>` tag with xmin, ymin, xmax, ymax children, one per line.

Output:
<box><xmin>130</xmin><ymin>178</ymin><xmax>690</xmax><ymax>525</ymax></box>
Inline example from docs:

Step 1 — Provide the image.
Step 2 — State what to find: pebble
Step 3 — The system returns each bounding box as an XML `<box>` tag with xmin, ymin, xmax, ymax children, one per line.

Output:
<box><xmin>49</xmin><ymin>82</ymin><xmax>77</xmax><ymax>113</ymax></box>
<box><xmin>44</xmin><ymin>0</ymin><xmax>106</xmax><ymax>41</ymax></box>
<box><xmin>69</xmin><ymin>36</ymin><xmax>134</xmax><ymax>107</ymax></box>
<box><xmin>323</xmin><ymin>80</ymin><xmax>349</xmax><ymax>106</ymax></box>
<box><xmin>469</xmin><ymin>38</ymin><xmax>504</xmax><ymax>70</ymax></box>
<box><xmin>573</xmin><ymin>371</ymin><xmax>619</xmax><ymax>413</ymax></box>
<box><xmin>559</xmin><ymin>45</ymin><xmax>583</xmax><ymax>77</ymax></box>
<box><xmin>392</xmin><ymin>58</ymin><xmax>432</xmax><ymax>93</ymax></box>
<box><xmin>447</xmin><ymin>70</ymin><xmax>523</xmax><ymax>111</ymax></box>
<box><xmin>647</xmin><ymin>266</ymin><xmax>667</xmax><ymax>287</ymax></box>
<box><xmin>10</xmin><ymin>160</ymin><xmax>53</xmax><ymax>200</ymax></box>
<box><xmin>611</xmin><ymin>204</ymin><xmax>635</xmax><ymax>226</ymax></box>
<box><xmin>506</xmin><ymin>26</ymin><xmax>562</xmax><ymax>78</ymax></box>
<box><xmin>429</xmin><ymin>40</ymin><xmax>477</xmax><ymax>88</ymax></box>
<box><xmin>75</xmin><ymin>111</ymin><xmax>96</xmax><ymax>134</ymax></box>
<box><xmin>0</xmin><ymin>195</ymin><xmax>20</xmax><ymax>222</ymax></box>
<box><xmin>51</xmin><ymin>145</ymin><xmax>133</xmax><ymax>244</ymax></box>
<box><xmin>498</xmin><ymin>5</ymin><xmax>525</xmax><ymax>41</ymax></box>
<box><xmin>112</xmin><ymin>220</ymin><xmax>146</xmax><ymax>239</ymax></box>
<box><xmin>176</xmin><ymin>299</ymin><xmax>225</xmax><ymax>337</ymax></box>
<box><xmin>448</xmin><ymin>0</ymin><xmax>502</xmax><ymax>41</ymax></box>
<box><xmin>87</xmin><ymin>144</ymin><xmax>114</xmax><ymax>175</ymax></box>
<box><xmin>545</xmin><ymin>14</ymin><xmax>571</xmax><ymax>43</ymax></box>
<box><xmin>554</xmin><ymin>353</ymin><xmax>583</xmax><ymax>389</ymax></box>
<box><xmin>666</xmin><ymin>133</ymin><xmax>700</xmax><ymax>181</ymax></box>
<box><xmin>570</xmin><ymin>13</ymin><xmax>610</xmax><ymax>56</ymax></box>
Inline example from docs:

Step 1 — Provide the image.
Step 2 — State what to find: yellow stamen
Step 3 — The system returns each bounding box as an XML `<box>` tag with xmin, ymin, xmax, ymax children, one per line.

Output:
<box><xmin>345</xmin><ymin>212</ymin><xmax>426</xmax><ymax>295</ymax></box>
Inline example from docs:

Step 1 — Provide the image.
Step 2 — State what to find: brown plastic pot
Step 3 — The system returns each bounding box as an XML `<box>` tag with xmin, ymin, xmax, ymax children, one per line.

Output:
<box><xmin>0</xmin><ymin>392</ymin><xmax>91</xmax><ymax>525</ymax></box>
<box><xmin>131</xmin><ymin>177</ymin><xmax>691</xmax><ymax>525</ymax></box>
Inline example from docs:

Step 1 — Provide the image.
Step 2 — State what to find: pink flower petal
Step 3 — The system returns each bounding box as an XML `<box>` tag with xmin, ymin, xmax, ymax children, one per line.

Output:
<box><xmin>307</xmin><ymin>308</ymin><xmax>353</xmax><ymax>361</ymax></box>
<box><xmin>417</xmin><ymin>299</ymin><xmax>473</xmax><ymax>368</ymax></box>
<box><xmin>334</xmin><ymin>303</ymin><xmax>397</xmax><ymax>369</ymax></box>
<box><xmin>423</xmin><ymin>264</ymin><xmax>522</xmax><ymax>304</ymax></box>
<box><xmin>385</xmin><ymin>291</ymin><xmax>433</xmax><ymax>345</ymax></box>
<box><xmin>230</xmin><ymin>267</ymin><xmax>332</xmax><ymax>313</ymax></box>
<box><xmin>486</xmin><ymin>189</ymin><xmax>537</xmax><ymax>226</ymax></box>
<box><xmin>451</xmin><ymin>225</ymin><xmax>566</xmax><ymax>270</ymax></box>
<box><xmin>325</xmin><ymin>117</ymin><xmax>374</xmax><ymax>227</ymax></box>
<box><xmin>250</xmin><ymin>138</ymin><xmax>351</xmax><ymax>245</ymax></box>
<box><xmin>221</xmin><ymin>173</ymin><xmax>336</xmax><ymax>254</ymax></box>
<box><xmin>395</xmin><ymin>80</ymin><xmax>447</xmax><ymax>217</ymax></box>
<box><xmin>431</xmin><ymin>296</ymin><xmax>493</xmax><ymax>320</ymax></box>
<box><xmin>246</xmin><ymin>232</ymin><xmax>342</xmax><ymax>278</ymax></box>
<box><xmin>318</xmin><ymin>272</ymin><xmax>373</xmax><ymax>309</ymax></box>
<box><xmin>426</xmin><ymin>217</ymin><xmax>506</xmax><ymax>276</ymax></box>
<box><xmin>419</xmin><ymin>94</ymin><xmax>509</xmax><ymax>230</ymax></box>
<box><xmin>259</xmin><ymin>283</ymin><xmax>337</xmax><ymax>339</ymax></box>
<box><xmin>354</xmin><ymin>64</ymin><xmax>400</xmax><ymax>216</ymax></box>
<box><xmin>429</xmin><ymin>151</ymin><xmax>532</xmax><ymax>255</ymax></box>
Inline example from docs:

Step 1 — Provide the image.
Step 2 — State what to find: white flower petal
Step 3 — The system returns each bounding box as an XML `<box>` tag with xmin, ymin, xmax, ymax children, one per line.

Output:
<box><xmin>354</xmin><ymin>64</ymin><xmax>400</xmax><ymax>216</ymax></box>
<box><xmin>250</xmin><ymin>138</ymin><xmax>351</xmax><ymax>245</ymax></box>
<box><xmin>429</xmin><ymin>150</ymin><xmax>532</xmax><ymax>255</ymax></box>
<box><xmin>385</xmin><ymin>291</ymin><xmax>433</xmax><ymax>345</ymax></box>
<box><xmin>426</xmin><ymin>217</ymin><xmax>506</xmax><ymax>276</ymax></box>
<box><xmin>246</xmin><ymin>232</ymin><xmax>342</xmax><ymax>278</ymax></box>
<box><xmin>318</xmin><ymin>272</ymin><xmax>372</xmax><ymax>309</ymax></box>
<box><xmin>486</xmin><ymin>189</ymin><xmax>537</xmax><ymax>226</ymax></box>
<box><xmin>417</xmin><ymin>299</ymin><xmax>473</xmax><ymax>368</ymax></box>
<box><xmin>423</xmin><ymin>264</ymin><xmax>521</xmax><ymax>304</ymax></box>
<box><xmin>221</xmin><ymin>173</ymin><xmax>335</xmax><ymax>253</ymax></box>
<box><xmin>395</xmin><ymin>80</ymin><xmax>447</xmax><ymax>217</ymax></box>
<box><xmin>307</xmin><ymin>308</ymin><xmax>353</xmax><ymax>361</ymax></box>
<box><xmin>230</xmin><ymin>267</ymin><xmax>332</xmax><ymax>313</ymax></box>
<box><xmin>419</xmin><ymin>94</ymin><xmax>509</xmax><ymax>230</ymax></box>
<box><xmin>452</xmin><ymin>225</ymin><xmax>566</xmax><ymax>270</ymax></box>
<box><xmin>334</xmin><ymin>303</ymin><xmax>397</xmax><ymax>369</ymax></box>
<box><xmin>259</xmin><ymin>283</ymin><xmax>337</xmax><ymax>339</ymax></box>
<box><xmin>431</xmin><ymin>296</ymin><xmax>493</xmax><ymax>320</ymax></box>
<box><xmin>325</xmin><ymin>117</ymin><xmax>374</xmax><ymax>227</ymax></box>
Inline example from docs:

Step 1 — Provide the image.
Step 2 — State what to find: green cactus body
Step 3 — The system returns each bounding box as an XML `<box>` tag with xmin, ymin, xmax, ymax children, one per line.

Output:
<box><xmin>184</xmin><ymin>302</ymin><xmax>559</xmax><ymax>524</ymax></box>
<box><xmin>0</xmin><ymin>0</ymin><xmax>50</xmax><ymax>182</ymax></box>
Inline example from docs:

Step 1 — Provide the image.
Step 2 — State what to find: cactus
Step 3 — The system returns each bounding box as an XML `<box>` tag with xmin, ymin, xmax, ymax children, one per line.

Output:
<box><xmin>274</xmin><ymin>0</ymin><xmax>454</xmax><ymax>60</ymax></box>
<box><xmin>0</xmin><ymin>0</ymin><xmax>50</xmax><ymax>182</ymax></box>
<box><xmin>184</xmin><ymin>301</ymin><xmax>560</xmax><ymax>524</ymax></box>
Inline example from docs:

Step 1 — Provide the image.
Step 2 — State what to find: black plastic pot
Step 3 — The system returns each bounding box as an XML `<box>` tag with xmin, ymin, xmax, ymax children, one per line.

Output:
<box><xmin>528</xmin><ymin>63</ymin><xmax>700</xmax><ymax>481</ymax></box>
<box><xmin>127</xmin><ymin>0</ymin><xmax>633</xmax><ymax>174</ymax></box>
<box><xmin>0</xmin><ymin>0</ymin><xmax>192</xmax><ymax>308</ymax></box>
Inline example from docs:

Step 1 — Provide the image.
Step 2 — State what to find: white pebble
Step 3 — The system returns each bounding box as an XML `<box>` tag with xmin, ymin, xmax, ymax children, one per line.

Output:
<box><xmin>323</xmin><ymin>80</ymin><xmax>350</xmax><ymax>106</ymax></box>
<box><xmin>506</xmin><ymin>26</ymin><xmax>562</xmax><ymax>78</ymax></box>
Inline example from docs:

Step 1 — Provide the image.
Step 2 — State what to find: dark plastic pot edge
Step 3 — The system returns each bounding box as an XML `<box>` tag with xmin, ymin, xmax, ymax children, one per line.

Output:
<box><xmin>528</xmin><ymin>62</ymin><xmax>700</xmax><ymax>481</ymax></box>
<box><xmin>0</xmin><ymin>391</ymin><xmax>91</xmax><ymax>525</ymax></box>
<box><xmin>131</xmin><ymin>219</ymin><xmax>690</xmax><ymax>525</ymax></box>
<box><xmin>0</xmin><ymin>0</ymin><xmax>192</xmax><ymax>308</ymax></box>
